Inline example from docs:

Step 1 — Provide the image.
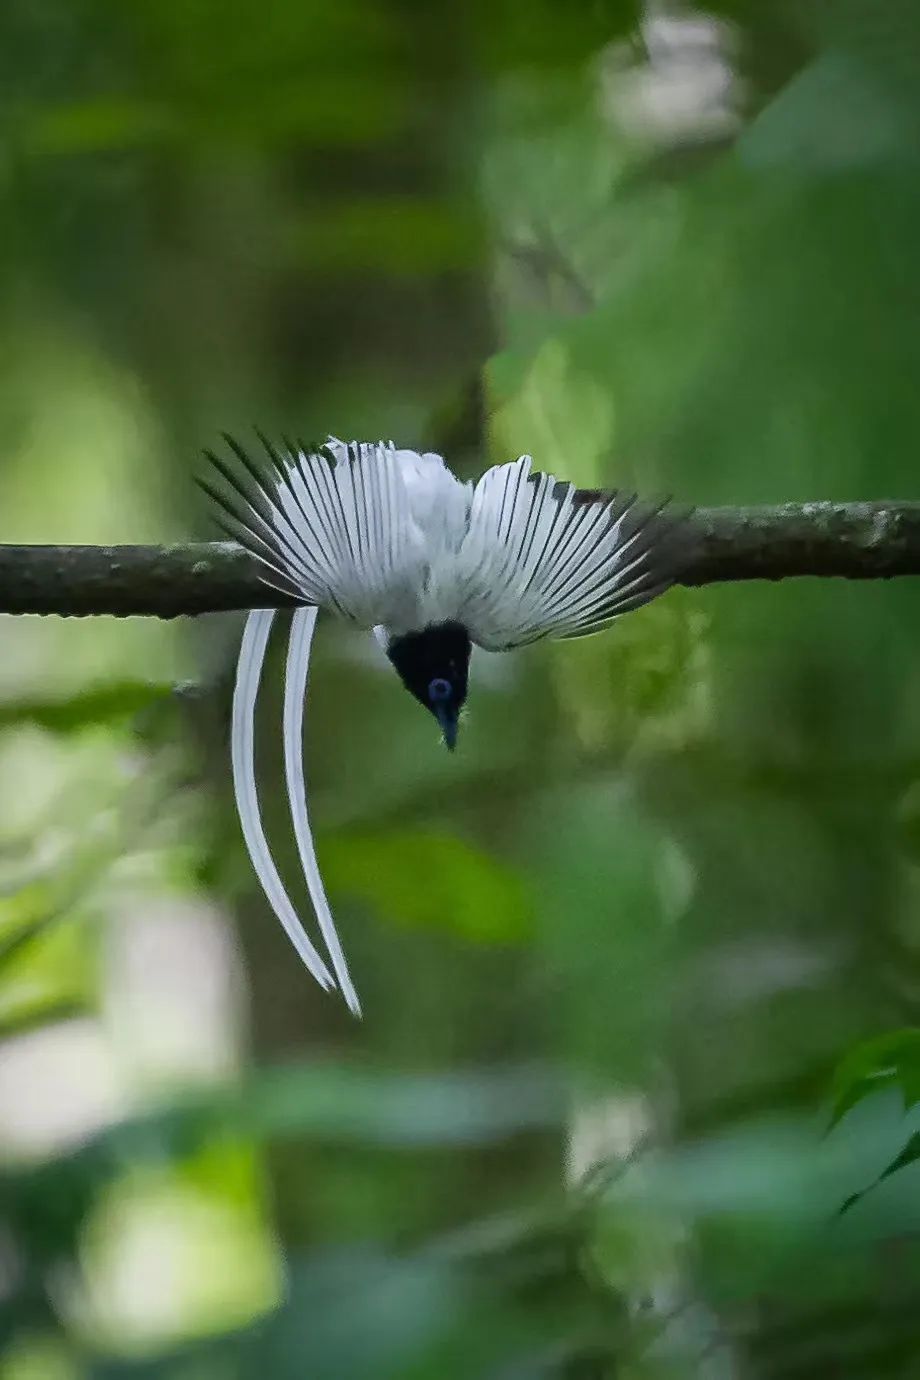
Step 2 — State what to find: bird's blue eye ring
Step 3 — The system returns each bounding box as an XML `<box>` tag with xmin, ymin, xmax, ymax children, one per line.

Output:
<box><xmin>429</xmin><ymin>677</ymin><xmax>451</xmax><ymax>702</ymax></box>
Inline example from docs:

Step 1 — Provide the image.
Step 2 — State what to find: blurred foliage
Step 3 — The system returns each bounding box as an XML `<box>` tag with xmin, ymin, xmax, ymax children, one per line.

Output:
<box><xmin>322</xmin><ymin>829</ymin><xmax>533</xmax><ymax>945</ymax></box>
<box><xmin>2</xmin><ymin>0</ymin><xmax>920</xmax><ymax>1376</ymax></box>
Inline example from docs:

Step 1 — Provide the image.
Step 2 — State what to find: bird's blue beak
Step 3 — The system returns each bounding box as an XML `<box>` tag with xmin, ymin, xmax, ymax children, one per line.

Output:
<box><xmin>434</xmin><ymin>703</ymin><xmax>459</xmax><ymax>751</ymax></box>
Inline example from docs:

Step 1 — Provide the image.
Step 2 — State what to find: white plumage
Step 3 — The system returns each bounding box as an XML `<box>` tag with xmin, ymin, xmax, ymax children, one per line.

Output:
<box><xmin>203</xmin><ymin>434</ymin><xmax>691</xmax><ymax>1016</ymax></box>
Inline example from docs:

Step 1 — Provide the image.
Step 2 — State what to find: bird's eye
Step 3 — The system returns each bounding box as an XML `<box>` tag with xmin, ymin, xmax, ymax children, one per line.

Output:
<box><xmin>429</xmin><ymin>677</ymin><xmax>451</xmax><ymax>702</ymax></box>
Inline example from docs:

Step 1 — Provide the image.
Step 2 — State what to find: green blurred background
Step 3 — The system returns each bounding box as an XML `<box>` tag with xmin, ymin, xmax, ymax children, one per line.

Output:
<box><xmin>2</xmin><ymin>1</ymin><xmax>920</xmax><ymax>1375</ymax></box>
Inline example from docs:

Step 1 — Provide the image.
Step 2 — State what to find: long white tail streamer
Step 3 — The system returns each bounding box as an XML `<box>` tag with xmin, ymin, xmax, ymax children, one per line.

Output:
<box><xmin>231</xmin><ymin>609</ymin><xmax>335</xmax><ymax>992</ymax></box>
<box><xmin>283</xmin><ymin>606</ymin><xmax>362</xmax><ymax>1017</ymax></box>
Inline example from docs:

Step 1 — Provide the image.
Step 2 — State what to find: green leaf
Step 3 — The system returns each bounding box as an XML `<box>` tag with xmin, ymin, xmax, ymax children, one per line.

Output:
<box><xmin>0</xmin><ymin>881</ymin><xmax>61</xmax><ymax>970</ymax></box>
<box><xmin>829</xmin><ymin>1029</ymin><xmax>920</xmax><ymax>1125</ymax></box>
<box><xmin>321</xmin><ymin>829</ymin><xmax>532</xmax><ymax>945</ymax></box>
<box><xmin>0</xmin><ymin>909</ymin><xmax>98</xmax><ymax>1034</ymax></box>
<box><xmin>0</xmin><ymin>681</ymin><xmax>176</xmax><ymax>736</ymax></box>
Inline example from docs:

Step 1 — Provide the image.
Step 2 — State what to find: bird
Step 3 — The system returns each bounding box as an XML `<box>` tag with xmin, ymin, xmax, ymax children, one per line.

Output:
<box><xmin>200</xmin><ymin>432</ymin><xmax>693</xmax><ymax>1017</ymax></box>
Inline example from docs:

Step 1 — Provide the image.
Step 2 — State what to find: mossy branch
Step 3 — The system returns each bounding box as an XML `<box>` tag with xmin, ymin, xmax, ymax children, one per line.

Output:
<box><xmin>0</xmin><ymin>501</ymin><xmax>919</xmax><ymax>618</ymax></box>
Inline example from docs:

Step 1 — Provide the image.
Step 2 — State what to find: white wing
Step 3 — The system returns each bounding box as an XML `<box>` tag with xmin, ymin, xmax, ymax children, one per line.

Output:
<box><xmin>454</xmin><ymin>456</ymin><xmax>691</xmax><ymax>651</ymax></box>
<box><xmin>200</xmin><ymin>434</ymin><xmax>445</xmax><ymax>630</ymax></box>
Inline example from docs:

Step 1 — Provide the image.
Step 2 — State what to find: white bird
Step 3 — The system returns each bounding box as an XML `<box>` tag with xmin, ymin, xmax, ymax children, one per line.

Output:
<box><xmin>201</xmin><ymin>433</ymin><xmax>692</xmax><ymax>1017</ymax></box>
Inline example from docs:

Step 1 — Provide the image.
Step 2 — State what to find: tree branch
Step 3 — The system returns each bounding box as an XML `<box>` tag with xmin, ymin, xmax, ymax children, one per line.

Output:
<box><xmin>1</xmin><ymin>501</ymin><xmax>919</xmax><ymax>618</ymax></box>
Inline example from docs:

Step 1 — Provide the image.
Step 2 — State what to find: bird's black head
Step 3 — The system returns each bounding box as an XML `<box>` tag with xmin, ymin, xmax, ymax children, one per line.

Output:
<box><xmin>386</xmin><ymin>621</ymin><xmax>471</xmax><ymax>750</ymax></box>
